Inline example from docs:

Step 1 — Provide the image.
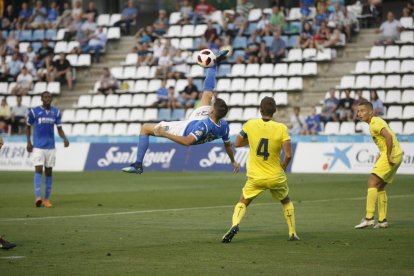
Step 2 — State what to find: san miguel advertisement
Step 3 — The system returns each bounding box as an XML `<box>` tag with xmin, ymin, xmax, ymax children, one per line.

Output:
<box><xmin>291</xmin><ymin>143</ymin><xmax>414</xmax><ymax>174</ymax></box>
<box><xmin>84</xmin><ymin>143</ymin><xmax>252</xmax><ymax>172</ymax></box>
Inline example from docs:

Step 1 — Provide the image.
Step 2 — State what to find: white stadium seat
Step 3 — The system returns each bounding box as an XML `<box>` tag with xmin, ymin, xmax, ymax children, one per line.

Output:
<box><xmin>245</xmin><ymin>64</ymin><xmax>260</xmax><ymax>77</ymax></box>
<box><xmin>243</xmin><ymin>93</ymin><xmax>259</xmax><ymax>105</ymax></box>
<box><xmin>134</xmin><ymin>80</ymin><xmax>148</xmax><ymax>92</ymax></box>
<box><xmin>400</xmin><ymin>45</ymin><xmax>414</xmax><ymax>58</ymax></box>
<box><xmin>226</xmin><ymin>108</ymin><xmax>243</xmax><ymax>121</ymax></box>
<box><xmin>91</xmin><ymin>95</ymin><xmax>105</xmax><ymax>107</ymax></box>
<box><xmin>181</xmin><ymin>25</ymin><xmax>195</xmax><ymax>37</ymax></box>
<box><xmin>62</xmin><ymin>109</ymin><xmax>76</xmax><ymax>122</ymax></box>
<box><xmin>231</xmin><ymin>64</ymin><xmax>245</xmax><ymax>76</ymax></box>
<box><xmin>100</xmin><ymin>123</ymin><xmax>114</xmax><ymax>136</ymax></box>
<box><xmin>229</xmin><ymin>93</ymin><xmax>244</xmax><ymax>106</ymax></box>
<box><xmin>129</xmin><ymin>108</ymin><xmax>144</xmax><ymax>121</ymax></box>
<box><xmin>401</xmin><ymin>60</ymin><xmax>414</xmax><ymax>73</ymax></box>
<box><xmin>370</xmin><ymin>75</ymin><xmax>385</xmax><ymax>89</ymax></box>
<box><xmin>104</xmin><ymin>94</ymin><xmax>119</xmax><ymax>107</ymax></box>
<box><xmin>143</xmin><ymin>108</ymin><xmax>158</xmax><ymax>121</ymax></box>
<box><xmin>385</xmin><ymin>75</ymin><xmax>401</xmax><ymax>88</ymax></box>
<box><xmin>287</xmin><ymin>77</ymin><xmax>303</xmax><ymax>90</ymax></box>
<box><xmin>353</xmin><ymin>61</ymin><xmax>370</xmax><ymax>74</ymax></box>
<box><xmin>302</xmin><ymin>62</ymin><xmax>317</xmax><ymax>75</ymax></box>
<box><xmin>385</xmin><ymin>60</ymin><xmax>400</xmax><ymax>73</ymax></box>
<box><xmin>248</xmin><ymin>9</ymin><xmax>262</xmax><ymax>21</ymax></box>
<box><xmin>401</xmin><ymin>90</ymin><xmax>414</xmax><ymax>103</ymax></box>
<box><xmin>243</xmin><ymin>108</ymin><xmax>258</xmax><ymax>120</ymax></box>
<box><xmin>229</xmin><ymin>123</ymin><xmax>242</xmax><ymax>136</ymax></box>
<box><xmin>71</xmin><ymin>123</ymin><xmax>86</xmax><ymax>136</ymax></box>
<box><xmin>389</xmin><ymin>121</ymin><xmax>403</xmax><ymax>135</ymax></box>
<box><xmin>244</xmin><ymin>78</ymin><xmax>260</xmax><ymax>91</ymax></box>
<box><xmin>85</xmin><ymin>123</ymin><xmax>100</xmax><ymax>136</ymax></box>
<box><xmin>77</xmin><ymin>95</ymin><xmax>92</xmax><ymax>108</ymax></box>
<box><xmin>399</xmin><ymin>31</ymin><xmax>414</xmax><ymax>43</ymax></box>
<box><xmin>216</xmin><ymin>79</ymin><xmax>231</xmax><ymax>91</ymax></box>
<box><xmin>287</xmin><ymin>49</ymin><xmax>302</xmax><ymax>61</ymax></box>
<box><xmin>403</xmin><ymin>106</ymin><xmax>414</xmax><ymax>119</ymax></box>
<box><xmin>273</xmin><ymin>63</ymin><xmax>288</xmax><ymax>76</ymax></box>
<box><xmin>403</xmin><ymin>122</ymin><xmax>414</xmax><ymax>135</ymax></box>
<box><xmin>127</xmin><ymin>123</ymin><xmax>141</xmax><ymax>136</ymax></box>
<box><xmin>384</xmin><ymin>45</ymin><xmax>399</xmax><ymax>59</ymax></box>
<box><xmin>386</xmin><ymin>106</ymin><xmax>402</xmax><ymax>119</ymax></box>
<box><xmin>400</xmin><ymin>17</ymin><xmax>413</xmax><ymax>28</ymax></box>
<box><xmin>75</xmin><ymin>109</ymin><xmax>89</xmax><ymax>122</ymax></box>
<box><xmin>116</xmin><ymin>108</ymin><xmax>130</xmax><ymax>121</ymax></box>
<box><xmin>385</xmin><ymin>91</ymin><xmax>401</xmax><ymax>103</ymax></box>
<box><xmin>259</xmin><ymin>64</ymin><xmax>274</xmax><ymax>76</ymax></box>
<box><xmin>145</xmin><ymin>94</ymin><xmax>158</xmax><ymax>106</ymax></box>
<box><xmin>274</xmin><ymin>77</ymin><xmax>288</xmax><ymax>90</ymax></box>
<box><xmin>339</xmin><ymin>122</ymin><xmax>355</xmax><ymax>135</ymax></box>
<box><xmin>368</xmin><ymin>46</ymin><xmax>384</xmax><ymax>59</ymax></box>
<box><xmin>370</xmin><ymin>60</ymin><xmax>385</xmax><ymax>74</ymax></box>
<box><xmin>107</xmin><ymin>27</ymin><xmax>121</xmax><ymax>40</ymax></box>
<box><xmin>110</xmin><ymin>14</ymin><xmax>122</xmax><ymax>26</ymax></box>
<box><xmin>167</xmin><ymin>25</ymin><xmax>181</xmax><ymax>37</ymax></box>
<box><xmin>97</xmin><ymin>14</ymin><xmax>110</xmax><ymax>26</ymax></box>
<box><xmin>288</xmin><ymin>63</ymin><xmax>302</xmax><ymax>76</ymax></box>
<box><xmin>303</xmin><ymin>48</ymin><xmax>317</xmax><ymax>60</ymax></box>
<box><xmin>78</xmin><ymin>54</ymin><xmax>91</xmax><ymax>66</ymax></box>
<box><xmin>355</xmin><ymin>121</ymin><xmax>370</xmax><ymax>135</ymax></box>
<box><xmin>132</xmin><ymin>94</ymin><xmax>146</xmax><ymax>106</ymax></box>
<box><xmin>323</xmin><ymin>122</ymin><xmax>340</xmax><ymax>135</ymax></box>
<box><xmin>89</xmin><ymin>109</ymin><xmax>103</xmax><ymax>122</ymax></box>
<box><xmin>113</xmin><ymin>123</ymin><xmax>128</xmax><ymax>136</ymax></box>
<box><xmin>338</xmin><ymin>75</ymin><xmax>355</xmax><ymax>89</ymax></box>
<box><xmin>118</xmin><ymin>94</ymin><xmax>133</xmax><ymax>107</ymax></box>
<box><xmin>230</xmin><ymin>78</ymin><xmax>245</xmax><ymax>91</ymax></box>
<box><xmin>401</xmin><ymin>74</ymin><xmax>414</xmax><ymax>88</ymax></box>
<box><xmin>102</xmin><ymin>109</ymin><xmax>117</xmax><ymax>122</ymax></box>
<box><xmin>218</xmin><ymin>93</ymin><xmax>229</xmax><ymax>104</ymax></box>
<box><xmin>275</xmin><ymin>92</ymin><xmax>288</xmax><ymax>105</ymax></box>
<box><xmin>259</xmin><ymin>78</ymin><xmax>274</xmax><ymax>91</ymax></box>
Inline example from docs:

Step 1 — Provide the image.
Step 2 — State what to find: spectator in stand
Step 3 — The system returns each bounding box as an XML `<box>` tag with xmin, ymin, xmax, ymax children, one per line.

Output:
<box><xmin>313</xmin><ymin>20</ymin><xmax>329</xmax><ymax>46</ymax></box>
<box><xmin>375</xmin><ymin>12</ymin><xmax>402</xmax><ymax>45</ymax></box>
<box><xmin>402</xmin><ymin>6</ymin><xmax>410</xmax><ymax>17</ymax></box>
<box><xmin>155</xmin><ymin>48</ymin><xmax>172</xmax><ymax>78</ymax></box>
<box><xmin>296</xmin><ymin>21</ymin><xmax>315</xmax><ymax>48</ymax></box>
<box><xmin>51</xmin><ymin>53</ymin><xmax>73</xmax><ymax>90</ymax></box>
<box><xmin>167</xmin><ymin>86</ymin><xmax>177</xmax><ymax>109</ymax></box>
<box><xmin>136</xmin><ymin>43</ymin><xmax>153</xmax><ymax>66</ymax></box>
<box><xmin>85</xmin><ymin>1</ymin><xmax>99</xmax><ymax>21</ymax></box>
<box><xmin>169</xmin><ymin>49</ymin><xmax>188</xmax><ymax>79</ymax></box>
<box><xmin>321</xmin><ymin>89</ymin><xmax>339</xmax><ymax>122</ymax></box>
<box><xmin>222</xmin><ymin>10</ymin><xmax>237</xmax><ymax>37</ymax></box>
<box><xmin>258</xmin><ymin>39</ymin><xmax>271</xmax><ymax>63</ymax></box>
<box><xmin>37</xmin><ymin>55</ymin><xmax>54</xmax><ymax>81</ymax></box>
<box><xmin>152</xmin><ymin>79</ymin><xmax>169</xmax><ymax>107</ymax></box>
<box><xmin>25</xmin><ymin>45</ymin><xmax>36</xmax><ymax>62</ymax></box>
<box><xmin>84</xmin><ymin>27</ymin><xmax>107</xmax><ymax>63</ymax></box>
<box><xmin>177</xmin><ymin>0</ymin><xmax>193</xmax><ymax>25</ymax></box>
<box><xmin>193</xmin><ymin>0</ymin><xmax>215</xmax><ymax>24</ymax></box>
<box><xmin>257</xmin><ymin>13</ymin><xmax>271</xmax><ymax>36</ymax></box>
<box><xmin>6</xmin><ymin>31</ymin><xmax>19</xmax><ymax>54</ymax></box>
<box><xmin>0</xmin><ymin>36</ymin><xmax>7</xmax><ymax>57</ymax></box>
<box><xmin>316</xmin><ymin>0</ymin><xmax>329</xmax><ymax>11</ymax></box>
<box><xmin>37</xmin><ymin>39</ymin><xmax>54</xmax><ymax>62</ymax></box>
<box><xmin>16</xmin><ymin>2</ymin><xmax>32</xmax><ymax>31</ymax></box>
<box><xmin>72</xmin><ymin>1</ymin><xmax>83</xmax><ymax>20</ymax></box>
<box><xmin>290</xmin><ymin>106</ymin><xmax>307</xmax><ymax>135</ymax></box>
<box><xmin>239</xmin><ymin>30</ymin><xmax>260</xmax><ymax>63</ymax></box>
<box><xmin>321</xmin><ymin>21</ymin><xmax>341</xmax><ymax>48</ymax></box>
<box><xmin>153</xmin><ymin>9</ymin><xmax>169</xmax><ymax>36</ymax></box>
<box><xmin>81</xmin><ymin>14</ymin><xmax>97</xmax><ymax>37</ymax></box>
<box><xmin>300</xmin><ymin>0</ymin><xmax>315</xmax><ymax>20</ymax></box>
<box><xmin>11</xmin><ymin>95</ymin><xmax>29</xmax><ymax>135</ymax></box>
<box><xmin>237</xmin><ymin>0</ymin><xmax>254</xmax><ymax>15</ymax></box>
<box><xmin>55</xmin><ymin>2</ymin><xmax>72</xmax><ymax>28</ymax></box>
<box><xmin>370</xmin><ymin>90</ymin><xmax>384</xmax><ymax>116</ymax></box>
<box><xmin>342</xmin><ymin>6</ymin><xmax>358</xmax><ymax>42</ymax></box>
<box><xmin>46</xmin><ymin>1</ymin><xmax>59</xmax><ymax>29</ymax></box>
<box><xmin>314</xmin><ymin>5</ymin><xmax>330</xmax><ymax>29</ymax></box>
<box><xmin>408</xmin><ymin>0</ymin><xmax>414</xmax><ymax>15</ymax></box>
<box><xmin>98</xmin><ymin>67</ymin><xmax>119</xmax><ymax>95</ymax></box>
<box><xmin>0</xmin><ymin>98</ymin><xmax>11</xmax><ymax>133</ymax></box>
<box><xmin>270</xmin><ymin>28</ymin><xmax>286</xmax><ymax>62</ymax></box>
<box><xmin>5</xmin><ymin>53</ymin><xmax>23</xmax><ymax>81</ymax></box>
<box><xmin>270</xmin><ymin>5</ymin><xmax>285</xmax><ymax>32</ymax></box>
<box><xmin>28</xmin><ymin>0</ymin><xmax>48</xmax><ymax>30</ymax></box>
<box><xmin>164</xmin><ymin>38</ymin><xmax>177</xmax><ymax>57</ymax></box>
<box><xmin>2</xmin><ymin>4</ymin><xmax>17</xmax><ymax>30</ymax></box>
<box><xmin>328</xmin><ymin>3</ymin><xmax>344</xmax><ymax>28</ymax></box>
<box><xmin>151</xmin><ymin>39</ymin><xmax>164</xmax><ymax>65</ymax></box>
<box><xmin>22</xmin><ymin>54</ymin><xmax>36</xmax><ymax>77</ymax></box>
<box><xmin>114</xmin><ymin>0</ymin><xmax>138</xmax><ymax>35</ymax></box>
<box><xmin>177</xmin><ymin>77</ymin><xmax>199</xmax><ymax>109</ymax></box>
<box><xmin>233</xmin><ymin>10</ymin><xmax>248</xmax><ymax>37</ymax></box>
<box><xmin>200</xmin><ymin>20</ymin><xmax>218</xmax><ymax>50</ymax></box>
<box><xmin>336</xmin><ymin>89</ymin><xmax>354</xmax><ymax>122</ymax></box>
<box><xmin>352</xmin><ymin>89</ymin><xmax>368</xmax><ymax>120</ymax></box>
<box><xmin>11</xmin><ymin>67</ymin><xmax>33</xmax><ymax>96</ymax></box>
<box><xmin>306</xmin><ymin>107</ymin><xmax>322</xmax><ymax>135</ymax></box>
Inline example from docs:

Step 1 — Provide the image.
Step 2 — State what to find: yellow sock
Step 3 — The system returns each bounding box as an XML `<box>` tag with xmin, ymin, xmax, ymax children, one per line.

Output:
<box><xmin>283</xmin><ymin>201</ymin><xmax>296</xmax><ymax>236</ymax></box>
<box><xmin>366</xmin><ymin>188</ymin><xmax>377</xmax><ymax>219</ymax></box>
<box><xmin>378</xmin><ymin>191</ymin><xmax>387</xmax><ymax>222</ymax></box>
<box><xmin>232</xmin><ymin>202</ymin><xmax>246</xmax><ymax>227</ymax></box>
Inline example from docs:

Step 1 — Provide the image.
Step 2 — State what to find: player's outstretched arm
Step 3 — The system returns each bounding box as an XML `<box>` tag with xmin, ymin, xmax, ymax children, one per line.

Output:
<box><xmin>281</xmin><ymin>140</ymin><xmax>293</xmax><ymax>171</ymax></box>
<box><xmin>26</xmin><ymin>125</ymin><xmax>33</xmax><ymax>153</ymax></box>
<box><xmin>234</xmin><ymin>133</ymin><xmax>249</xmax><ymax>148</ymax></box>
<box><xmin>380</xmin><ymin>128</ymin><xmax>395</xmax><ymax>165</ymax></box>
<box><xmin>57</xmin><ymin>126</ymin><xmax>70</xmax><ymax>147</ymax></box>
<box><xmin>154</xmin><ymin>125</ymin><xmax>196</xmax><ymax>146</ymax></box>
<box><xmin>224</xmin><ymin>141</ymin><xmax>240</xmax><ymax>173</ymax></box>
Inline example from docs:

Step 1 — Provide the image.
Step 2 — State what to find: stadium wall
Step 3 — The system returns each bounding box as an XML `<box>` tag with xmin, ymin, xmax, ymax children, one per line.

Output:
<box><xmin>1</xmin><ymin>138</ymin><xmax>413</xmax><ymax>174</ymax></box>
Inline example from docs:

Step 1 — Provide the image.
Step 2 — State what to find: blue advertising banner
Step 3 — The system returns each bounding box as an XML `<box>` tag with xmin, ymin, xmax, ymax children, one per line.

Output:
<box><xmin>84</xmin><ymin>143</ymin><xmax>297</xmax><ymax>172</ymax></box>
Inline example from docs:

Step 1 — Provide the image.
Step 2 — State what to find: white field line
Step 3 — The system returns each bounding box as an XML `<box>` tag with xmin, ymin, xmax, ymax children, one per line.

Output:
<box><xmin>0</xmin><ymin>256</ymin><xmax>26</xmax><ymax>259</ymax></box>
<box><xmin>1</xmin><ymin>194</ymin><xmax>413</xmax><ymax>222</ymax></box>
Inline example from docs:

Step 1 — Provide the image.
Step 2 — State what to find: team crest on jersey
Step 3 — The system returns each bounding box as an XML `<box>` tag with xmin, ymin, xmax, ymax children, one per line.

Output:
<box><xmin>195</xmin><ymin>130</ymin><xmax>203</xmax><ymax>136</ymax></box>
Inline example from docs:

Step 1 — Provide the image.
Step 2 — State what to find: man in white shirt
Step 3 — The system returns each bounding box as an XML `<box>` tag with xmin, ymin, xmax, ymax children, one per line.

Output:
<box><xmin>12</xmin><ymin>67</ymin><xmax>33</xmax><ymax>96</ymax></box>
<box><xmin>376</xmin><ymin>12</ymin><xmax>402</xmax><ymax>45</ymax></box>
<box><xmin>83</xmin><ymin>27</ymin><xmax>107</xmax><ymax>63</ymax></box>
<box><xmin>11</xmin><ymin>95</ymin><xmax>29</xmax><ymax>134</ymax></box>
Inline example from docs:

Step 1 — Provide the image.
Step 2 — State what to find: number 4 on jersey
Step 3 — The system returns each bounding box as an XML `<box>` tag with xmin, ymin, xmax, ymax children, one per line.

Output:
<box><xmin>257</xmin><ymin>138</ymin><xmax>270</xmax><ymax>160</ymax></box>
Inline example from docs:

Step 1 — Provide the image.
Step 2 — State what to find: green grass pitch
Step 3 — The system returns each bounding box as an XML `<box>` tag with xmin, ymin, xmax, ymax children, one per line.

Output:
<box><xmin>0</xmin><ymin>171</ymin><xmax>413</xmax><ymax>275</ymax></box>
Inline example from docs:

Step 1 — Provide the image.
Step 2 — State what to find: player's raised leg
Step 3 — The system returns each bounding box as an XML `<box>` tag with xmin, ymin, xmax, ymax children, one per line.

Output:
<box><xmin>122</xmin><ymin>123</ymin><xmax>157</xmax><ymax>174</ymax></box>
<box><xmin>199</xmin><ymin>49</ymin><xmax>229</xmax><ymax>107</ymax></box>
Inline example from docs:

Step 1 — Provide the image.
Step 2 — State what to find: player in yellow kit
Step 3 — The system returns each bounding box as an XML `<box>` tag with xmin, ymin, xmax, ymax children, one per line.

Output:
<box><xmin>355</xmin><ymin>101</ymin><xmax>403</xmax><ymax>229</ymax></box>
<box><xmin>222</xmin><ymin>97</ymin><xmax>299</xmax><ymax>243</ymax></box>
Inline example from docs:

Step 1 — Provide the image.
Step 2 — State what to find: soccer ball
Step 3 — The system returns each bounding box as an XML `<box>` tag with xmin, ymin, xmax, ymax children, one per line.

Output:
<box><xmin>196</xmin><ymin>49</ymin><xmax>216</xmax><ymax>68</ymax></box>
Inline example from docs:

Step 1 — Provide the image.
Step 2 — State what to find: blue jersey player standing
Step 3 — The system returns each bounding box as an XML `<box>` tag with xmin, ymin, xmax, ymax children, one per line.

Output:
<box><xmin>26</xmin><ymin>91</ymin><xmax>69</xmax><ymax>208</ymax></box>
<box><xmin>122</xmin><ymin>50</ymin><xmax>240</xmax><ymax>174</ymax></box>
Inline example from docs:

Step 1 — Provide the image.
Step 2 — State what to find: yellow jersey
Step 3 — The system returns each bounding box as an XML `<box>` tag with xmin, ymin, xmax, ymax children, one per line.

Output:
<box><xmin>242</xmin><ymin>119</ymin><xmax>290</xmax><ymax>180</ymax></box>
<box><xmin>369</xmin><ymin>117</ymin><xmax>402</xmax><ymax>157</ymax></box>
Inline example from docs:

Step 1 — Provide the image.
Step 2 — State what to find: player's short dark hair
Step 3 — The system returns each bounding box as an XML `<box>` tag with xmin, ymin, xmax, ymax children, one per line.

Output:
<box><xmin>213</xmin><ymin>98</ymin><xmax>229</xmax><ymax>120</ymax></box>
<box><xmin>260</xmin><ymin>97</ymin><xmax>276</xmax><ymax>117</ymax></box>
<box><xmin>358</xmin><ymin>101</ymin><xmax>373</xmax><ymax>110</ymax></box>
<box><xmin>41</xmin><ymin>91</ymin><xmax>52</xmax><ymax>99</ymax></box>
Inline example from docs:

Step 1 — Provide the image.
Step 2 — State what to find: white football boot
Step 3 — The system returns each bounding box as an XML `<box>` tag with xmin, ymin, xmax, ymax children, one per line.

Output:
<box><xmin>354</xmin><ymin>218</ymin><xmax>375</xmax><ymax>229</ymax></box>
<box><xmin>374</xmin><ymin>221</ymin><xmax>389</xmax><ymax>229</ymax></box>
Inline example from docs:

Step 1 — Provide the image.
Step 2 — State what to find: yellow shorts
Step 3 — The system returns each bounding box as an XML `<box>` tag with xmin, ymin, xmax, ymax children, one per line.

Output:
<box><xmin>242</xmin><ymin>176</ymin><xmax>289</xmax><ymax>201</ymax></box>
<box><xmin>372</xmin><ymin>153</ymin><xmax>403</xmax><ymax>184</ymax></box>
